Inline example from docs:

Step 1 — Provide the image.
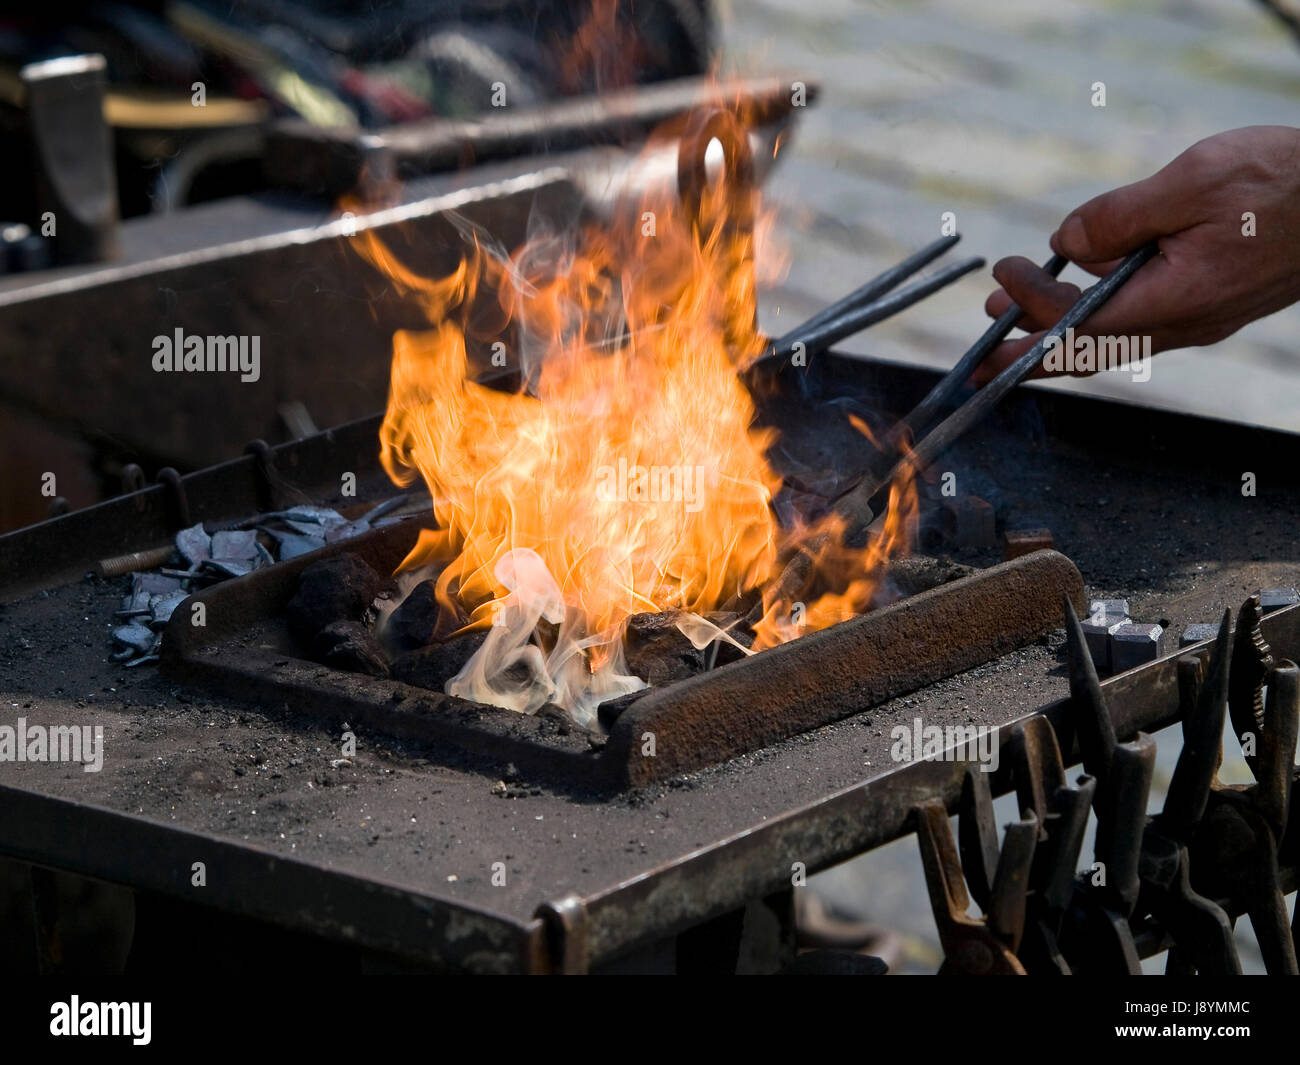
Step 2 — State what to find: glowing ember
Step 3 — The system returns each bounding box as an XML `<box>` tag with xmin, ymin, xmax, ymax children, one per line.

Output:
<box><xmin>352</xmin><ymin>108</ymin><xmax>916</xmax><ymax>727</ymax></box>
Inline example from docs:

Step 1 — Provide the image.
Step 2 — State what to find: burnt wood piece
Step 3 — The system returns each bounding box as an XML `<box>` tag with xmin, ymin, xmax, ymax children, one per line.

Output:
<box><xmin>385</xmin><ymin>579</ymin><xmax>443</xmax><ymax>652</ymax></box>
<box><xmin>625</xmin><ymin>611</ymin><xmax>705</xmax><ymax>686</ymax></box>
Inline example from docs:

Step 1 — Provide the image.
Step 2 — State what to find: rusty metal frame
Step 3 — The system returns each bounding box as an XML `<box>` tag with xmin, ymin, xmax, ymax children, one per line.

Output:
<box><xmin>159</xmin><ymin>520</ymin><xmax>1086</xmax><ymax>787</ymax></box>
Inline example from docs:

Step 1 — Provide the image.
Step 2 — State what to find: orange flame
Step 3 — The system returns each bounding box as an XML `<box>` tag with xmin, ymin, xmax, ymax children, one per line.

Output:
<box><xmin>353</xmin><ymin>109</ymin><xmax>916</xmax><ymax>725</ymax></box>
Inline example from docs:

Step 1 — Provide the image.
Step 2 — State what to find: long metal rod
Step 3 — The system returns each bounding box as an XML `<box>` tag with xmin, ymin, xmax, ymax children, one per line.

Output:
<box><xmin>752</xmin><ymin>254</ymin><xmax>986</xmax><ymax>372</ymax></box>
<box><xmin>769</xmin><ymin>234</ymin><xmax>961</xmax><ymax>351</ymax></box>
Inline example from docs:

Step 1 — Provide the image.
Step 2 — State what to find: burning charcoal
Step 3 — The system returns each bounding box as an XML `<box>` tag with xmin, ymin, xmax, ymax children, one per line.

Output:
<box><xmin>874</xmin><ymin>557</ymin><xmax>976</xmax><ymax>604</ymax></box>
<box><xmin>1003</xmin><ymin>527</ymin><xmax>1054</xmax><ymax>560</ymax></box>
<box><xmin>149</xmin><ymin>589</ymin><xmax>190</xmax><ymax>628</ymax></box>
<box><xmin>1180</xmin><ymin>623</ymin><xmax>1219</xmax><ymax>648</ymax></box>
<box><xmin>112</xmin><ymin>623</ymin><xmax>157</xmax><ymax>656</ymax></box>
<box><xmin>704</xmin><ymin>611</ymin><xmax>754</xmax><ymax>667</ymax></box>
<box><xmin>175</xmin><ymin>523</ymin><xmax>211</xmax><ymax>568</ymax></box>
<box><xmin>286</xmin><ymin>553</ymin><xmax>388</xmax><ymax>642</ymax></box>
<box><xmin>624</xmin><ymin>612</ymin><xmax>704</xmax><ymax>687</ymax></box>
<box><xmin>312</xmin><ymin>621</ymin><xmax>390</xmax><ymax>678</ymax></box>
<box><xmin>1109</xmin><ymin>623</ymin><xmax>1163</xmax><ymax>673</ymax></box>
<box><xmin>390</xmin><ymin>631</ymin><xmax>488</xmax><ymax>690</ymax></box>
<box><xmin>1257</xmin><ymin>587</ymin><xmax>1299</xmax><ymax>613</ymax></box>
<box><xmin>386</xmin><ymin>579</ymin><xmax>442</xmax><ymax>651</ymax></box>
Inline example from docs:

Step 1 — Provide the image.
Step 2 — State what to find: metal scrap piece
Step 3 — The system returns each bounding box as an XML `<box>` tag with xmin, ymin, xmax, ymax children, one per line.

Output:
<box><xmin>175</xmin><ymin>523</ymin><xmax>211</xmax><ymax>568</ymax></box>
<box><xmin>210</xmin><ymin>529</ymin><xmax>259</xmax><ymax>563</ymax></box>
<box><xmin>112</xmin><ymin>623</ymin><xmax>157</xmax><ymax>655</ymax></box>
<box><xmin>149</xmin><ymin>590</ymin><xmax>190</xmax><ymax>628</ymax></box>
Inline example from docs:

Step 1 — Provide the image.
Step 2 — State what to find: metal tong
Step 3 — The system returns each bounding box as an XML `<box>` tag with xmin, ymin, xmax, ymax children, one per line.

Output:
<box><xmin>830</xmin><ymin>242</ymin><xmax>1158</xmax><ymax>535</ymax></box>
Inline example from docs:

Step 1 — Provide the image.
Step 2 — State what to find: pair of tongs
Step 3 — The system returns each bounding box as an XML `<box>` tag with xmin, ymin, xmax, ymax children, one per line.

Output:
<box><xmin>833</xmin><ymin>241</ymin><xmax>1158</xmax><ymax>533</ymax></box>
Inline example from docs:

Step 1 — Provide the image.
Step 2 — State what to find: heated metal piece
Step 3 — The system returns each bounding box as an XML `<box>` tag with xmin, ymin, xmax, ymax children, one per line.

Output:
<box><xmin>677</xmin><ymin>107</ymin><xmax>756</xmax><ymax>353</ymax></box>
<box><xmin>265</xmin><ymin>74</ymin><xmax>817</xmax><ymax>197</ymax></box>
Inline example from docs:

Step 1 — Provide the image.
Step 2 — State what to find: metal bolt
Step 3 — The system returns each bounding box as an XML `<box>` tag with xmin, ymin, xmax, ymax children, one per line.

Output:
<box><xmin>1110</xmin><ymin>623</ymin><xmax>1163</xmax><ymax>673</ymax></box>
<box><xmin>1082</xmin><ymin>611</ymin><xmax>1129</xmax><ymax>674</ymax></box>
<box><xmin>1179</xmin><ymin>623</ymin><xmax>1220</xmax><ymax>649</ymax></box>
<box><xmin>1257</xmin><ymin>588</ymin><xmax>1299</xmax><ymax>614</ymax></box>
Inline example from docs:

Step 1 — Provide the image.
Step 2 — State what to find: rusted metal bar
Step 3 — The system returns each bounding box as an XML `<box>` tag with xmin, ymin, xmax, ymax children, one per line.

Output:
<box><xmin>0</xmin><ymin>783</ymin><xmax>533</xmax><ymax>973</ymax></box>
<box><xmin>607</xmin><ymin>549</ymin><xmax>1086</xmax><ymax>785</ymax></box>
<box><xmin>265</xmin><ymin>74</ymin><xmax>819</xmax><ymax>197</ymax></box>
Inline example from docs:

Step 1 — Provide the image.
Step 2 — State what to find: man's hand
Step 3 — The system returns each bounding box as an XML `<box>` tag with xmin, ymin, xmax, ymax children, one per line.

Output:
<box><xmin>976</xmin><ymin>125</ymin><xmax>1300</xmax><ymax>383</ymax></box>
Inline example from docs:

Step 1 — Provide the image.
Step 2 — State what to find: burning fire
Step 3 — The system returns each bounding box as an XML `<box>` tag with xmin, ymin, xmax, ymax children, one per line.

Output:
<box><xmin>352</xmin><ymin>108</ymin><xmax>916</xmax><ymax>727</ymax></box>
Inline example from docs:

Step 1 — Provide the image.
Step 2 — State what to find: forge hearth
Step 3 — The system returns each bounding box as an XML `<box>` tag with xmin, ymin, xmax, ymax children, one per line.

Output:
<box><xmin>161</xmin><ymin>517</ymin><xmax>1085</xmax><ymax>788</ymax></box>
